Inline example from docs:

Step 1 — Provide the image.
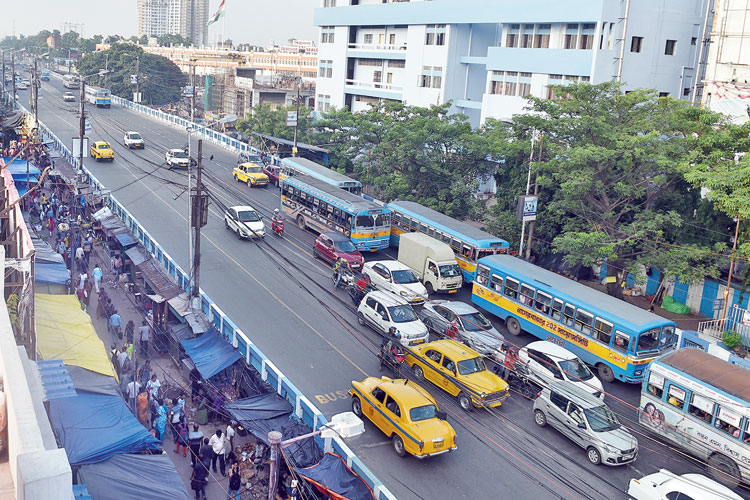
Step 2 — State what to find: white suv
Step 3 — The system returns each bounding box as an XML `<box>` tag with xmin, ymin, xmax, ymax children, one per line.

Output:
<box><xmin>357</xmin><ymin>291</ymin><xmax>429</xmax><ymax>346</ymax></box>
<box><xmin>165</xmin><ymin>148</ymin><xmax>191</xmax><ymax>169</ymax></box>
<box><xmin>362</xmin><ymin>260</ymin><xmax>427</xmax><ymax>305</ymax></box>
<box><xmin>519</xmin><ymin>341</ymin><xmax>604</xmax><ymax>399</ymax></box>
<box><xmin>123</xmin><ymin>131</ymin><xmax>145</xmax><ymax>149</ymax></box>
<box><xmin>224</xmin><ymin>205</ymin><xmax>265</xmax><ymax>239</ymax></box>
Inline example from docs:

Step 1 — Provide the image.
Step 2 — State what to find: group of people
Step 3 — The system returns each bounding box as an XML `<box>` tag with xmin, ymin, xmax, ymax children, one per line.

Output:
<box><xmin>189</xmin><ymin>422</ymin><xmax>243</xmax><ymax>500</ymax></box>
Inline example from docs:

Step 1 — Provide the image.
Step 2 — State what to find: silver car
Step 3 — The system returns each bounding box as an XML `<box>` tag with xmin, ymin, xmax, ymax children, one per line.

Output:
<box><xmin>416</xmin><ymin>300</ymin><xmax>504</xmax><ymax>356</ymax></box>
<box><xmin>533</xmin><ymin>381</ymin><xmax>638</xmax><ymax>466</ymax></box>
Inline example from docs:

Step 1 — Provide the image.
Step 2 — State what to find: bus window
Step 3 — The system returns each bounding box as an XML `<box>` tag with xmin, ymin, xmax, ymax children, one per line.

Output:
<box><xmin>392</xmin><ymin>212</ymin><xmax>401</xmax><ymax>224</ymax></box>
<box><xmin>402</xmin><ymin>216</ymin><xmax>412</xmax><ymax>229</ymax></box>
<box><xmin>519</xmin><ymin>284</ymin><xmax>535</xmax><ymax>306</ymax></box>
<box><xmin>688</xmin><ymin>394</ymin><xmax>714</xmax><ymax>423</ymax></box>
<box><xmin>427</xmin><ymin>227</ymin><xmax>435</xmax><ymax>238</ymax></box>
<box><xmin>593</xmin><ymin>318</ymin><xmax>613</xmax><ymax>345</ymax></box>
<box><xmin>377</xmin><ymin>213</ymin><xmax>390</xmax><ymax>227</ymax></box>
<box><xmin>477</xmin><ymin>248</ymin><xmax>495</xmax><ymax>260</ymax></box>
<box><xmin>636</xmin><ymin>328</ymin><xmax>660</xmax><ymax>353</ymax></box>
<box><xmin>659</xmin><ymin>325</ymin><xmax>675</xmax><ymax>348</ymax></box>
<box><xmin>534</xmin><ymin>291</ymin><xmax>552</xmax><ymax>315</ymax></box>
<box><xmin>646</xmin><ymin>371</ymin><xmax>664</xmax><ymax>399</ymax></box>
<box><xmin>562</xmin><ymin>304</ymin><xmax>575</xmax><ymax>327</ymax></box>
<box><xmin>334</xmin><ymin>207</ymin><xmax>342</xmax><ymax>223</ymax></box>
<box><xmin>441</xmin><ymin>233</ymin><xmax>451</xmax><ymax>244</ymax></box>
<box><xmin>451</xmin><ymin>238</ymin><xmax>461</xmax><ymax>251</ymax></box>
<box><xmin>476</xmin><ymin>265</ymin><xmax>490</xmax><ymax>286</ymax></box>
<box><xmin>574</xmin><ymin>310</ymin><xmax>593</xmax><ymax>335</ymax></box>
<box><xmin>489</xmin><ymin>274</ymin><xmax>503</xmax><ymax>292</ymax></box>
<box><xmin>613</xmin><ymin>330</ymin><xmax>630</xmax><ymax>352</ymax></box>
<box><xmin>666</xmin><ymin>384</ymin><xmax>686</xmax><ymax>410</ymax></box>
<box><xmin>503</xmin><ymin>277</ymin><xmax>519</xmax><ymax>300</ymax></box>
<box><xmin>551</xmin><ymin>298</ymin><xmax>563</xmax><ymax>321</ymax></box>
<box><xmin>715</xmin><ymin>405</ymin><xmax>743</xmax><ymax>439</ymax></box>
<box><xmin>419</xmin><ymin>222</ymin><xmax>428</xmax><ymax>233</ymax></box>
<box><xmin>346</xmin><ymin>214</ymin><xmax>353</xmax><ymax>228</ymax></box>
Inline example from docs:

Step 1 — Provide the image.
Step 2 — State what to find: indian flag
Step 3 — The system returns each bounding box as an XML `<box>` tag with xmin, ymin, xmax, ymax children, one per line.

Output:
<box><xmin>207</xmin><ymin>0</ymin><xmax>226</xmax><ymax>26</ymax></box>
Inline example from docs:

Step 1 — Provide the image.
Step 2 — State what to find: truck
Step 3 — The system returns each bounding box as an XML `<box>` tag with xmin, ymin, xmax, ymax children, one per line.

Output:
<box><xmin>39</xmin><ymin>69</ymin><xmax>50</xmax><ymax>81</ymax></box>
<box><xmin>397</xmin><ymin>232</ymin><xmax>463</xmax><ymax>294</ymax></box>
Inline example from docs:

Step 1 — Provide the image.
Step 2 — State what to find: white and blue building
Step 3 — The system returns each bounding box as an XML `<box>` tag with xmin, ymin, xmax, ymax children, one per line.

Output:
<box><xmin>314</xmin><ymin>0</ymin><xmax>711</xmax><ymax>126</ymax></box>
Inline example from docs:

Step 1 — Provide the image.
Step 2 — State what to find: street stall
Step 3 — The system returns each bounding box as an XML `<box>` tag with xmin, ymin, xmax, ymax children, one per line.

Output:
<box><xmin>293</xmin><ymin>453</ymin><xmax>376</xmax><ymax>500</ymax></box>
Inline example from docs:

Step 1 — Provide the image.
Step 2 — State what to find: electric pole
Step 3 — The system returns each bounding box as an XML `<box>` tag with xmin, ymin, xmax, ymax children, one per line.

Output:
<box><xmin>2</xmin><ymin>50</ymin><xmax>6</xmax><ymax>100</ymax></box>
<box><xmin>525</xmin><ymin>134</ymin><xmax>543</xmax><ymax>261</ymax></box>
<box><xmin>134</xmin><ymin>54</ymin><xmax>140</xmax><ymax>103</ymax></box>
<box><xmin>191</xmin><ymin>139</ymin><xmax>205</xmax><ymax>301</ymax></box>
<box><xmin>79</xmin><ymin>78</ymin><xmax>86</xmax><ymax>172</ymax></box>
<box><xmin>11</xmin><ymin>53</ymin><xmax>16</xmax><ymax>102</ymax></box>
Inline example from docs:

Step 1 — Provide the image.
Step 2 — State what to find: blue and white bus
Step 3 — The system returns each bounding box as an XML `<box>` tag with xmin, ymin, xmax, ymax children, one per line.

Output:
<box><xmin>280</xmin><ymin>157</ymin><xmax>362</xmax><ymax>194</ymax></box>
<box><xmin>387</xmin><ymin>200</ymin><xmax>509</xmax><ymax>281</ymax></box>
<box><xmin>281</xmin><ymin>174</ymin><xmax>390</xmax><ymax>251</ymax></box>
<box><xmin>471</xmin><ymin>254</ymin><xmax>677</xmax><ymax>383</ymax></box>
<box><xmin>640</xmin><ymin>348</ymin><xmax>750</xmax><ymax>487</ymax></box>
<box><xmin>85</xmin><ymin>85</ymin><xmax>111</xmax><ymax>108</ymax></box>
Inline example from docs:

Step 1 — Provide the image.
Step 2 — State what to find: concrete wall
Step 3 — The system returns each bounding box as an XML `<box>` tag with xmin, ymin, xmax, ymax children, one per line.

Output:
<box><xmin>0</xmin><ymin>247</ymin><xmax>73</xmax><ymax>500</ymax></box>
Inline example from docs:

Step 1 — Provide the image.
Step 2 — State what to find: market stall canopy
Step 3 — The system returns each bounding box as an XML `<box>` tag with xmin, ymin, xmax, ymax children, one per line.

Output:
<box><xmin>49</xmin><ymin>391</ymin><xmax>160</xmax><ymax>465</ymax></box>
<box><xmin>294</xmin><ymin>453</ymin><xmax>376</xmax><ymax>500</ymax></box>
<box><xmin>114</xmin><ymin>232</ymin><xmax>138</xmax><ymax>247</ymax></box>
<box><xmin>168</xmin><ymin>293</ymin><xmax>211</xmax><ymax>335</ymax></box>
<box><xmin>99</xmin><ymin>215</ymin><xmax>124</xmax><ymax>234</ymax></box>
<box><xmin>1</xmin><ymin>157</ymin><xmax>42</xmax><ymax>177</ymax></box>
<box><xmin>35</xmin><ymin>261</ymin><xmax>70</xmax><ymax>285</ymax></box>
<box><xmin>66</xmin><ymin>366</ymin><xmax>121</xmax><ymax>397</ymax></box>
<box><xmin>180</xmin><ymin>327</ymin><xmax>242</xmax><ymax>379</ymax></box>
<box><xmin>78</xmin><ymin>453</ymin><xmax>192</xmax><ymax>500</ymax></box>
<box><xmin>225</xmin><ymin>393</ymin><xmax>291</xmax><ymax>422</ymax></box>
<box><xmin>26</xmin><ymin>224</ymin><xmax>64</xmax><ymax>264</ymax></box>
<box><xmin>125</xmin><ymin>246</ymin><xmax>183</xmax><ymax>301</ymax></box>
<box><xmin>36</xmin><ymin>294</ymin><xmax>117</xmax><ymax>378</ymax></box>
<box><xmin>92</xmin><ymin>206</ymin><xmax>113</xmax><ymax>221</ymax></box>
<box><xmin>0</xmin><ymin>112</ymin><xmax>24</xmax><ymax>129</ymax></box>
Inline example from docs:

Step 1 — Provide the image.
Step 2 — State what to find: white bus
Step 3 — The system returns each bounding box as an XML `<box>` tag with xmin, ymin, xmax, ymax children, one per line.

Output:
<box><xmin>640</xmin><ymin>348</ymin><xmax>750</xmax><ymax>488</ymax></box>
<box><xmin>85</xmin><ymin>86</ymin><xmax>111</xmax><ymax>108</ymax></box>
<box><xmin>63</xmin><ymin>74</ymin><xmax>80</xmax><ymax>89</ymax></box>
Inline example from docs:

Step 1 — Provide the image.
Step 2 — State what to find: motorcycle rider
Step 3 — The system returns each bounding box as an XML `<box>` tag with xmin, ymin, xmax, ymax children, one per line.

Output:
<box><xmin>350</xmin><ymin>273</ymin><xmax>372</xmax><ymax>305</ymax></box>
<box><xmin>332</xmin><ymin>257</ymin><xmax>349</xmax><ymax>288</ymax></box>
<box><xmin>271</xmin><ymin>208</ymin><xmax>283</xmax><ymax>234</ymax></box>
<box><xmin>380</xmin><ymin>327</ymin><xmax>405</xmax><ymax>373</ymax></box>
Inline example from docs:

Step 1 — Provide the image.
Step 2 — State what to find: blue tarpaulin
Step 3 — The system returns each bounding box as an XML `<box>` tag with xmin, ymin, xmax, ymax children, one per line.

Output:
<box><xmin>49</xmin><ymin>391</ymin><xmax>160</xmax><ymax>465</ymax></box>
<box><xmin>35</xmin><ymin>261</ymin><xmax>70</xmax><ymax>285</ymax></box>
<box><xmin>1</xmin><ymin>157</ymin><xmax>41</xmax><ymax>177</ymax></box>
<box><xmin>78</xmin><ymin>453</ymin><xmax>191</xmax><ymax>500</ymax></box>
<box><xmin>114</xmin><ymin>232</ymin><xmax>138</xmax><ymax>247</ymax></box>
<box><xmin>294</xmin><ymin>453</ymin><xmax>375</xmax><ymax>500</ymax></box>
<box><xmin>180</xmin><ymin>326</ymin><xmax>242</xmax><ymax>379</ymax></box>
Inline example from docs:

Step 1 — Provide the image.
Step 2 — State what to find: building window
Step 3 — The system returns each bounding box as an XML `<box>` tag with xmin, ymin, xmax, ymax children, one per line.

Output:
<box><xmin>521</xmin><ymin>25</ymin><xmax>534</xmax><ymax>48</ymax></box>
<box><xmin>432</xmin><ymin>74</ymin><xmax>442</xmax><ymax>88</ymax></box>
<box><xmin>426</xmin><ymin>25</ymin><xmax>446</xmax><ymax>46</ymax></box>
<box><xmin>683</xmin><ymin>87</ymin><xmax>691</xmax><ymax>96</ymax></box>
<box><xmin>358</xmin><ymin>58</ymin><xmax>384</xmax><ymax>66</ymax></box>
<box><xmin>323</xmin><ymin>0</ymin><xmax>336</xmax><ymax>6</ymax></box>
<box><xmin>364</xmin><ymin>34</ymin><xmax>373</xmax><ymax>45</ymax></box>
<box><xmin>317</xmin><ymin>94</ymin><xmax>331</xmax><ymax>113</ymax></box>
<box><xmin>386</xmin><ymin>72</ymin><xmax>393</xmax><ymax>84</ymax></box>
<box><xmin>534</xmin><ymin>24</ymin><xmax>550</xmax><ymax>48</ymax></box>
<box><xmin>388</xmin><ymin>60</ymin><xmax>405</xmax><ymax>68</ymax></box>
<box><xmin>564</xmin><ymin>24</ymin><xmax>579</xmax><ymax>49</ymax></box>
<box><xmin>321</xmin><ymin>27</ymin><xmax>335</xmax><ymax>44</ymax></box>
<box><xmin>418</xmin><ymin>66</ymin><xmax>441</xmax><ymax>88</ymax></box>
<box><xmin>504</xmin><ymin>71</ymin><xmax>518</xmax><ymax>96</ymax></box>
<box><xmin>665</xmin><ymin>39</ymin><xmax>676</xmax><ymax>55</ymax></box>
<box><xmin>631</xmin><ymin>36</ymin><xmax>643</xmax><ymax>53</ymax></box>
<box><xmin>318</xmin><ymin>60</ymin><xmax>333</xmax><ymax>78</ymax></box>
<box><xmin>659</xmin><ymin>91</ymin><xmax>669</xmax><ymax>97</ymax></box>
<box><xmin>518</xmin><ymin>82</ymin><xmax>531</xmax><ymax>97</ymax></box>
<box><xmin>506</xmin><ymin>24</ymin><xmax>519</xmax><ymax>48</ymax></box>
<box><xmin>691</xmin><ymin>37</ymin><xmax>697</xmax><ymax>45</ymax></box>
<box><xmin>580</xmin><ymin>23</ymin><xmax>595</xmax><ymax>50</ymax></box>
<box><xmin>490</xmin><ymin>80</ymin><xmax>503</xmax><ymax>94</ymax></box>
<box><xmin>373</xmin><ymin>71</ymin><xmax>382</xmax><ymax>84</ymax></box>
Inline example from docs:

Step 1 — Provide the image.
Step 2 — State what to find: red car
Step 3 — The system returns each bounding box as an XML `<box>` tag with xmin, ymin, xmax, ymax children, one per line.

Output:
<box><xmin>264</xmin><ymin>164</ymin><xmax>281</xmax><ymax>186</ymax></box>
<box><xmin>313</xmin><ymin>233</ymin><xmax>364</xmax><ymax>271</ymax></box>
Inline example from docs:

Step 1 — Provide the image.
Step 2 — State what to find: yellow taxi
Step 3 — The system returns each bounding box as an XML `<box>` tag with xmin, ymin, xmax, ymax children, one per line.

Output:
<box><xmin>90</xmin><ymin>141</ymin><xmax>115</xmax><ymax>162</ymax></box>
<box><xmin>233</xmin><ymin>162</ymin><xmax>269</xmax><ymax>188</ymax></box>
<box><xmin>405</xmin><ymin>339</ymin><xmax>509</xmax><ymax>412</ymax></box>
<box><xmin>349</xmin><ymin>376</ymin><xmax>456</xmax><ymax>458</ymax></box>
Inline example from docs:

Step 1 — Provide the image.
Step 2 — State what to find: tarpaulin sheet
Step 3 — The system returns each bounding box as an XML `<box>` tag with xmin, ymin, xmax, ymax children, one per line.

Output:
<box><xmin>115</xmin><ymin>232</ymin><xmax>138</xmax><ymax>247</ymax></box>
<box><xmin>225</xmin><ymin>393</ymin><xmax>292</xmax><ymax>422</ymax></box>
<box><xmin>28</xmin><ymin>230</ymin><xmax>65</xmax><ymax>264</ymax></box>
<box><xmin>234</xmin><ymin>413</ymin><xmax>322</xmax><ymax>468</ymax></box>
<box><xmin>66</xmin><ymin>366</ymin><xmax>121</xmax><ymax>397</ymax></box>
<box><xmin>1</xmin><ymin>157</ymin><xmax>41</xmax><ymax>176</ymax></box>
<box><xmin>36</xmin><ymin>294</ymin><xmax>117</xmax><ymax>378</ymax></box>
<box><xmin>294</xmin><ymin>453</ymin><xmax>375</xmax><ymax>500</ymax></box>
<box><xmin>49</xmin><ymin>391</ymin><xmax>160</xmax><ymax>464</ymax></box>
<box><xmin>78</xmin><ymin>453</ymin><xmax>191</xmax><ymax>500</ymax></box>
<box><xmin>180</xmin><ymin>326</ymin><xmax>242</xmax><ymax>379</ymax></box>
<box><xmin>35</xmin><ymin>261</ymin><xmax>70</xmax><ymax>285</ymax></box>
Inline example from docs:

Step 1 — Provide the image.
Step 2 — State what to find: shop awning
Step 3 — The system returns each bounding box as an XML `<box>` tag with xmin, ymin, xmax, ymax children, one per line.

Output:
<box><xmin>114</xmin><ymin>232</ymin><xmax>138</xmax><ymax>247</ymax></box>
<box><xmin>180</xmin><ymin>326</ymin><xmax>242</xmax><ymax>379</ymax></box>
<box><xmin>125</xmin><ymin>245</ymin><xmax>150</xmax><ymax>266</ymax></box>
<box><xmin>36</xmin><ymin>294</ymin><xmax>117</xmax><ymax>378</ymax></box>
<box><xmin>35</xmin><ymin>261</ymin><xmax>71</xmax><ymax>285</ymax></box>
<box><xmin>294</xmin><ymin>453</ymin><xmax>376</xmax><ymax>500</ymax></box>
<box><xmin>92</xmin><ymin>206</ymin><xmax>113</xmax><ymax>221</ymax></box>
<box><xmin>0</xmin><ymin>112</ymin><xmax>24</xmax><ymax>129</ymax></box>
<box><xmin>100</xmin><ymin>216</ymin><xmax>125</xmax><ymax>234</ymax></box>
<box><xmin>135</xmin><ymin>257</ymin><xmax>183</xmax><ymax>301</ymax></box>
<box><xmin>167</xmin><ymin>293</ymin><xmax>211</xmax><ymax>335</ymax></box>
<box><xmin>1</xmin><ymin>157</ymin><xmax>41</xmax><ymax>176</ymax></box>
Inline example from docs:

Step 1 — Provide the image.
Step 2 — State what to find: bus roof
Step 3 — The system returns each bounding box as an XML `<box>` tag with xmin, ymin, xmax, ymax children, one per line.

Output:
<box><xmin>388</xmin><ymin>200</ymin><xmax>508</xmax><ymax>247</ymax></box>
<box><xmin>284</xmin><ymin>174</ymin><xmax>386</xmax><ymax>214</ymax></box>
<box><xmin>282</xmin><ymin>157</ymin><xmax>360</xmax><ymax>186</ymax></box>
<box><xmin>658</xmin><ymin>349</ymin><xmax>750</xmax><ymax>401</ymax></box>
<box><xmin>479</xmin><ymin>254</ymin><xmax>673</xmax><ymax>329</ymax></box>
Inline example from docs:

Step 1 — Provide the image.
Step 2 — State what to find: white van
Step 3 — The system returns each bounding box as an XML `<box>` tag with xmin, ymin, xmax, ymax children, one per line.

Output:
<box><xmin>519</xmin><ymin>341</ymin><xmax>604</xmax><ymax>399</ymax></box>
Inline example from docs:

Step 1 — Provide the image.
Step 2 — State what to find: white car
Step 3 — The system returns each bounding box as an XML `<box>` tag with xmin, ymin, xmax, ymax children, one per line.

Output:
<box><xmin>224</xmin><ymin>206</ymin><xmax>265</xmax><ymax>239</ymax></box>
<box><xmin>16</xmin><ymin>82</ymin><xmax>28</xmax><ymax>90</ymax></box>
<box><xmin>165</xmin><ymin>148</ymin><xmax>191</xmax><ymax>168</ymax></box>
<box><xmin>123</xmin><ymin>131</ymin><xmax>145</xmax><ymax>149</ymax></box>
<box><xmin>362</xmin><ymin>260</ymin><xmax>427</xmax><ymax>305</ymax></box>
<box><xmin>519</xmin><ymin>341</ymin><xmax>604</xmax><ymax>399</ymax></box>
<box><xmin>628</xmin><ymin>469</ymin><xmax>743</xmax><ymax>500</ymax></box>
<box><xmin>63</xmin><ymin>91</ymin><xmax>76</xmax><ymax>102</ymax></box>
<box><xmin>357</xmin><ymin>291</ymin><xmax>429</xmax><ymax>347</ymax></box>
<box><xmin>416</xmin><ymin>300</ymin><xmax>504</xmax><ymax>356</ymax></box>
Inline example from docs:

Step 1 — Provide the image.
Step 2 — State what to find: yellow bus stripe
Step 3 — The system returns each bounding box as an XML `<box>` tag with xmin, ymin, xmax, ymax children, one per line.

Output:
<box><xmin>351</xmin><ymin>230</ymin><xmax>390</xmax><ymax>239</ymax></box>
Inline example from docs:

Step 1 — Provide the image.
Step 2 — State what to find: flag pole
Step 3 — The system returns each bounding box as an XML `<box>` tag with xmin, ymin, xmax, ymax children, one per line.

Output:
<box><xmin>222</xmin><ymin>0</ymin><xmax>227</xmax><ymax>47</ymax></box>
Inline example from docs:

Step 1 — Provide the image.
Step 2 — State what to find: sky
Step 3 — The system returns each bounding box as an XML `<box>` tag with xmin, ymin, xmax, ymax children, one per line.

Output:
<box><xmin>0</xmin><ymin>0</ymin><xmax>318</xmax><ymax>47</ymax></box>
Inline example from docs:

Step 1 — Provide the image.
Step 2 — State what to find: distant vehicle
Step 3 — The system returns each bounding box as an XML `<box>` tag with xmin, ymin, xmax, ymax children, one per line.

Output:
<box><xmin>237</xmin><ymin>150</ymin><xmax>264</xmax><ymax>166</ymax></box>
<box><xmin>85</xmin><ymin>86</ymin><xmax>111</xmax><ymax>108</ymax></box>
<box><xmin>16</xmin><ymin>82</ymin><xmax>28</xmax><ymax>90</ymax></box>
<box><xmin>89</xmin><ymin>141</ymin><xmax>114</xmax><ymax>162</ymax></box>
<box><xmin>21</xmin><ymin>78</ymin><xmax>30</xmax><ymax>86</ymax></box>
<box><xmin>628</xmin><ymin>469</ymin><xmax>743</xmax><ymax>500</ymax></box>
<box><xmin>165</xmin><ymin>149</ymin><xmax>190</xmax><ymax>169</ymax></box>
<box><xmin>313</xmin><ymin>232</ymin><xmax>363</xmax><ymax>270</ymax></box>
<box><xmin>280</xmin><ymin>157</ymin><xmax>362</xmax><ymax>194</ymax></box>
<box><xmin>397</xmin><ymin>232</ymin><xmax>462</xmax><ymax>294</ymax></box>
<box><xmin>39</xmin><ymin>69</ymin><xmax>50</xmax><ymax>81</ymax></box>
<box><xmin>63</xmin><ymin>91</ymin><xmax>77</xmax><ymax>102</ymax></box>
<box><xmin>362</xmin><ymin>260</ymin><xmax>427</xmax><ymax>305</ymax></box>
<box><xmin>63</xmin><ymin>74</ymin><xmax>80</xmax><ymax>89</ymax></box>
<box><xmin>264</xmin><ymin>164</ymin><xmax>281</xmax><ymax>187</ymax></box>
<box><xmin>123</xmin><ymin>131</ymin><xmax>145</xmax><ymax>149</ymax></box>
<box><xmin>519</xmin><ymin>341</ymin><xmax>604</xmax><ymax>400</ymax></box>
<box><xmin>224</xmin><ymin>206</ymin><xmax>265</xmax><ymax>239</ymax></box>
<box><xmin>233</xmin><ymin>162</ymin><xmax>268</xmax><ymax>188</ymax></box>
<box><xmin>416</xmin><ymin>300</ymin><xmax>504</xmax><ymax>357</ymax></box>
<box><xmin>357</xmin><ymin>291</ymin><xmax>429</xmax><ymax>346</ymax></box>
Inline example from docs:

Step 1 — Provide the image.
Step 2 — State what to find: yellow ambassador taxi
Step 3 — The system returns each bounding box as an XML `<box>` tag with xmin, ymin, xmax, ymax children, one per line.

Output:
<box><xmin>233</xmin><ymin>162</ymin><xmax>269</xmax><ymax>188</ymax></box>
<box><xmin>90</xmin><ymin>141</ymin><xmax>115</xmax><ymax>162</ymax></box>
<box><xmin>405</xmin><ymin>339</ymin><xmax>509</xmax><ymax>412</ymax></box>
<box><xmin>349</xmin><ymin>376</ymin><xmax>457</xmax><ymax>458</ymax></box>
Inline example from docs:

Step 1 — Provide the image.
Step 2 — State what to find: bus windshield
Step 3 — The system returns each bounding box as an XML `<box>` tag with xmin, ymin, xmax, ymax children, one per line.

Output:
<box><xmin>584</xmin><ymin>405</ymin><xmax>620</xmax><ymax>432</ymax></box>
<box><xmin>392</xmin><ymin>269</ymin><xmax>419</xmax><ymax>284</ymax></box>
<box><xmin>636</xmin><ymin>328</ymin><xmax>661</xmax><ymax>354</ymax></box>
<box><xmin>356</xmin><ymin>213</ymin><xmax>390</xmax><ymax>229</ymax></box>
<box><xmin>388</xmin><ymin>305</ymin><xmax>417</xmax><ymax>323</ymax></box>
<box><xmin>457</xmin><ymin>357</ymin><xmax>486</xmax><ymax>375</ymax></box>
<box><xmin>439</xmin><ymin>264</ymin><xmax>461</xmax><ymax>278</ymax></box>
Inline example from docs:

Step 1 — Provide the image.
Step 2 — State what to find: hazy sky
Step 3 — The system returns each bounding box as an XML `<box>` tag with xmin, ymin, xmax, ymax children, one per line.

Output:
<box><xmin>0</xmin><ymin>0</ymin><xmax>318</xmax><ymax>46</ymax></box>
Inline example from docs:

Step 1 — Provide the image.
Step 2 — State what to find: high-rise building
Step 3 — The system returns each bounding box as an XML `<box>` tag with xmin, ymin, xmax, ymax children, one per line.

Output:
<box><xmin>137</xmin><ymin>0</ymin><xmax>170</xmax><ymax>38</ymax></box>
<box><xmin>314</xmin><ymin>0</ymin><xmax>712</xmax><ymax>125</ymax></box>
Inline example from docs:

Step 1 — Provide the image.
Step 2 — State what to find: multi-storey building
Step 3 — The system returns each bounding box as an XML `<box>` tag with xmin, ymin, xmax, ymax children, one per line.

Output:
<box><xmin>137</xmin><ymin>0</ymin><xmax>170</xmax><ymax>39</ymax></box>
<box><xmin>701</xmin><ymin>0</ymin><xmax>750</xmax><ymax>124</ymax></box>
<box><xmin>314</xmin><ymin>0</ymin><xmax>712</xmax><ymax>124</ymax></box>
<box><xmin>138</xmin><ymin>0</ymin><xmax>209</xmax><ymax>46</ymax></box>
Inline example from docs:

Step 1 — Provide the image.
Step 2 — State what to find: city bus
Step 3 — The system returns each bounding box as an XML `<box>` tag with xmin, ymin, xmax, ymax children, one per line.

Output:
<box><xmin>85</xmin><ymin>86</ymin><xmax>111</xmax><ymax>108</ymax></box>
<box><xmin>39</xmin><ymin>69</ymin><xmax>50</xmax><ymax>81</ymax></box>
<box><xmin>280</xmin><ymin>157</ymin><xmax>362</xmax><ymax>195</ymax></box>
<box><xmin>640</xmin><ymin>348</ymin><xmax>750</xmax><ymax>487</ymax></box>
<box><xmin>62</xmin><ymin>74</ymin><xmax>80</xmax><ymax>89</ymax></box>
<box><xmin>471</xmin><ymin>254</ymin><xmax>677</xmax><ymax>383</ymax></box>
<box><xmin>280</xmin><ymin>174</ymin><xmax>390</xmax><ymax>251</ymax></box>
<box><xmin>388</xmin><ymin>200</ymin><xmax>509</xmax><ymax>281</ymax></box>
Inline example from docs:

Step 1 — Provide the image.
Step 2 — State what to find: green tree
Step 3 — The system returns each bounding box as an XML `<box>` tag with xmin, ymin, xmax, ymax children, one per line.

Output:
<box><xmin>237</xmin><ymin>102</ymin><xmax>314</xmax><ymax>143</ymax></box>
<box><xmin>157</xmin><ymin>34</ymin><xmax>193</xmax><ymax>47</ymax></box>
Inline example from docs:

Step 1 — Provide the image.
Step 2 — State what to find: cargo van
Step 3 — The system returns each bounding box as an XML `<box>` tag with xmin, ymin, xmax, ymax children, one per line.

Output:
<box><xmin>397</xmin><ymin>232</ymin><xmax>462</xmax><ymax>294</ymax></box>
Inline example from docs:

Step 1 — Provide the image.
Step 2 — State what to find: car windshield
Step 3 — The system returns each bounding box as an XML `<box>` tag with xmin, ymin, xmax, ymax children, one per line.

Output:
<box><xmin>333</xmin><ymin>240</ymin><xmax>357</xmax><ymax>253</ymax></box>
<box><xmin>459</xmin><ymin>312</ymin><xmax>493</xmax><ymax>332</ymax></box>
<box><xmin>392</xmin><ymin>269</ymin><xmax>419</xmax><ymax>284</ymax></box>
<box><xmin>388</xmin><ymin>305</ymin><xmax>417</xmax><ymax>323</ymax></box>
<box><xmin>457</xmin><ymin>357</ymin><xmax>486</xmax><ymax>375</ymax></box>
<box><xmin>584</xmin><ymin>405</ymin><xmax>621</xmax><ymax>432</ymax></box>
<box><xmin>98</xmin><ymin>144</ymin><xmax>110</xmax><ymax>149</ymax></box>
<box><xmin>129</xmin><ymin>133</ymin><xmax>142</xmax><ymax>140</ymax></box>
<box><xmin>247</xmin><ymin>166</ymin><xmax>263</xmax><ymax>173</ymax></box>
<box><xmin>237</xmin><ymin>210</ymin><xmax>260</xmax><ymax>222</ymax></box>
<box><xmin>559</xmin><ymin>358</ymin><xmax>594</xmax><ymax>381</ymax></box>
<box><xmin>173</xmin><ymin>151</ymin><xmax>188</xmax><ymax>158</ymax></box>
<box><xmin>409</xmin><ymin>404</ymin><xmax>438</xmax><ymax>422</ymax></box>
<box><xmin>246</xmin><ymin>154</ymin><xmax>262</xmax><ymax>162</ymax></box>
<box><xmin>439</xmin><ymin>264</ymin><xmax>461</xmax><ymax>278</ymax></box>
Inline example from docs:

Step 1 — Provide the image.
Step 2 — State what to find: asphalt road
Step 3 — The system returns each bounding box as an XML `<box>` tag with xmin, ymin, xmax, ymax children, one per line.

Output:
<box><xmin>33</xmin><ymin>77</ymin><xmax>750</xmax><ymax>500</ymax></box>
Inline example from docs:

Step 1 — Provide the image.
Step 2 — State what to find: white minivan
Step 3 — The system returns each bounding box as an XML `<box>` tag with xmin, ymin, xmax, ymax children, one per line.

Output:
<box><xmin>519</xmin><ymin>341</ymin><xmax>604</xmax><ymax>399</ymax></box>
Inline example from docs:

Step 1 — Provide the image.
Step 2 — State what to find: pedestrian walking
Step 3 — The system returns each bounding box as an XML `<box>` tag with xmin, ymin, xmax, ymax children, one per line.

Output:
<box><xmin>114</xmin><ymin>255</ymin><xmax>122</xmax><ymax>277</ymax></box>
<box><xmin>225</xmin><ymin>420</ymin><xmax>237</xmax><ymax>461</ymax></box>
<box><xmin>127</xmin><ymin>378</ymin><xmax>142</xmax><ymax>409</ymax></box>
<box><xmin>190</xmin><ymin>460</ymin><xmax>208</xmax><ymax>500</ymax></box>
<box><xmin>227</xmin><ymin>461</ymin><xmax>241</xmax><ymax>500</ymax></box>
<box><xmin>188</xmin><ymin>423</ymin><xmax>204</xmax><ymax>466</ymax></box>
<box><xmin>109</xmin><ymin>309</ymin><xmax>122</xmax><ymax>339</ymax></box>
<box><xmin>208</xmin><ymin>429</ymin><xmax>226</xmax><ymax>476</ymax></box>
<box><xmin>174</xmin><ymin>415</ymin><xmax>189</xmax><ymax>456</ymax></box>
<box><xmin>75</xmin><ymin>245</ymin><xmax>85</xmax><ymax>266</ymax></box>
<box><xmin>91</xmin><ymin>264</ymin><xmax>102</xmax><ymax>293</ymax></box>
<box><xmin>125</xmin><ymin>319</ymin><xmax>135</xmax><ymax>343</ymax></box>
<box><xmin>139</xmin><ymin>359</ymin><xmax>152</xmax><ymax>387</ymax></box>
<box><xmin>78</xmin><ymin>271</ymin><xmax>88</xmax><ymax>291</ymax></box>
<box><xmin>199</xmin><ymin>437</ymin><xmax>212</xmax><ymax>469</ymax></box>
<box><xmin>139</xmin><ymin>320</ymin><xmax>151</xmax><ymax>355</ymax></box>
<box><xmin>146</xmin><ymin>373</ymin><xmax>161</xmax><ymax>404</ymax></box>
<box><xmin>117</xmin><ymin>346</ymin><xmax>129</xmax><ymax>375</ymax></box>
<box><xmin>48</xmin><ymin>216</ymin><xmax>55</xmax><ymax>237</ymax></box>
<box><xmin>153</xmin><ymin>405</ymin><xmax>167</xmax><ymax>441</ymax></box>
